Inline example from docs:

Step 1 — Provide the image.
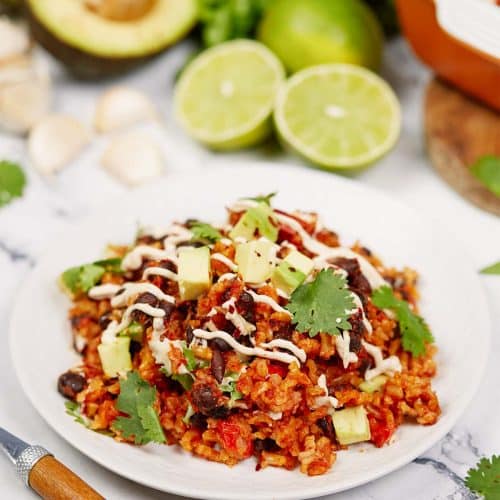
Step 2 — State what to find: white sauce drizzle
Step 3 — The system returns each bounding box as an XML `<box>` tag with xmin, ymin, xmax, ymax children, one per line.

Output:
<box><xmin>259</xmin><ymin>339</ymin><xmax>307</xmax><ymax>363</ymax></box>
<box><xmin>315</xmin><ymin>374</ymin><xmax>339</xmax><ymax>409</ymax></box>
<box><xmin>362</xmin><ymin>340</ymin><xmax>402</xmax><ymax>381</ymax></box>
<box><xmin>111</xmin><ymin>282</ymin><xmax>175</xmax><ymax>308</ymax></box>
<box><xmin>149</xmin><ymin>317</ymin><xmax>187</xmax><ymax>374</ymax></box>
<box><xmin>268</xmin><ymin>411</ymin><xmax>283</xmax><ymax>420</ymax></box>
<box><xmin>88</xmin><ymin>283</ymin><xmax>121</xmax><ymax>300</ymax></box>
<box><xmin>275</xmin><ymin>212</ymin><xmax>387</xmax><ymax>290</ymax></box>
<box><xmin>220</xmin><ymin>238</ymin><xmax>232</xmax><ymax>246</ymax></box>
<box><xmin>218</xmin><ymin>272</ymin><xmax>237</xmax><ymax>282</ymax></box>
<box><xmin>102</xmin><ymin>303</ymin><xmax>165</xmax><ymax>344</ymax></box>
<box><xmin>246</xmin><ymin>289</ymin><xmax>292</xmax><ymax>316</ymax></box>
<box><xmin>349</xmin><ymin>292</ymin><xmax>373</xmax><ymax>334</ymax></box>
<box><xmin>335</xmin><ymin>331</ymin><xmax>359</xmax><ymax>369</ymax></box>
<box><xmin>221</xmin><ymin>297</ymin><xmax>256</xmax><ymax>336</ymax></box>
<box><xmin>211</xmin><ymin>253</ymin><xmax>238</xmax><ymax>271</ymax></box>
<box><xmin>193</xmin><ymin>329</ymin><xmax>301</xmax><ymax>365</ymax></box>
<box><xmin>122</xmin><ymin>245</ymin><xmax>176</xmax><ymax>271</ymax></box>
<box><xmin>142</xmin><ymin>266</ymin><xmax>178</xmax><ymax>282</ymax></box>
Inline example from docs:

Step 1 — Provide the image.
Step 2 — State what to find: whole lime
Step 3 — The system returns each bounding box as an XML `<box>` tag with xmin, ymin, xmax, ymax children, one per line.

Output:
<box><xmin>257</xmin><ymin>0</ymin><xmax>383</xmax><ymax>73</ymax></box>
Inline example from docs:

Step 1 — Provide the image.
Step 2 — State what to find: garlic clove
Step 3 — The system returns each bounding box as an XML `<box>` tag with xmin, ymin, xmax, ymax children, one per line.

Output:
<box><xmin>0</xmin><ymin>17</ymin><xmax>31</xmax><ymax>64</ymax></box>
<box><xmin>0</xmin><ymin>54</ymin><xmax>52</xmax><ymax>134</ymax></box>
<box><xmin>101</xmin><ymin>132</ymin><xmax>164</xmax><ymax>186</ymax></box>
<box><xmin>28</xmin><ymin>114</ymin><xmax>90</xmax><ymax>175</ymax></box>
<box><xmin>94</xmin><ymin>86</ymin><xmax>157</xmax><ymax>133</ymax></box>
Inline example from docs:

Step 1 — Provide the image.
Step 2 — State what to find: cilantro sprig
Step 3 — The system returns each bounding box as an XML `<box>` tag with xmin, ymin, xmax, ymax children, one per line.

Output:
<box><xmin>481</xmin><ymin>261</ymin><xmax>500</xmax><ymax>275</ymax></box>
<box><xmin>244</xmin><ymin>192</ymin><xmax>277</xmax><ymax>206</ymax></box>
<box><xmin>112</xmin><ymin>371</ymin><xmax>166</xmax><ymax>445</ymax></box>
<box><xmin>470</xmin><ymin>156</ymin><xmax>500</xmax><ymax>198</ymax></box>
<box><xmin>372</xmin><ymin>286</ymin><xmax>434</xmax><ymax>356</ymax></box>
<box><xmin>187</xmin><ymin>220</ymin><xmax>222</xmax><ymax>243</ymax></box>
<box><xmin>286</xmin><ymin>269</ymin><xmax>355</xmax><ymax>337</ymax></box>
<box><xmin>65</xmin><ymin>401</ymin><xmax>90</xmax><ymax>427</ymax></box>
<box><xmin>60</xmin><ymin>257</ymin><xmax>122</xmax><ymax>297</ymax></box>
<box><xmin>466</xmin><ymin>455</ymin><xmax>500</xmax><ymax>499</ymax></box>
<box><xmin>0</xmin><ymin>160</ymin><xmax>26</xmax><ymax>208</ymax></box>
<box><xmin>220</xmin><ymin>372</ymin><xmax>243</xmax><ymax>401</ymax></box>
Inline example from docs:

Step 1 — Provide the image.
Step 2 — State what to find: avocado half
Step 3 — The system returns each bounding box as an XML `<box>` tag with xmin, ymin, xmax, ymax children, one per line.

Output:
<box><xmin>26</xmin><ymin>0</ymin><xmax>198</xmax><ymax>78</ymax></box>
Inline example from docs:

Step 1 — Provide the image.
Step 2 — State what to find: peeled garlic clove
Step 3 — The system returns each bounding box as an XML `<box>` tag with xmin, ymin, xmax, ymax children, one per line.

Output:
<box><xmin>28</xmin><ymin>114</ymin><xmax>90</xmax><ymax>175</ymax></box>
<box><xmin>94</xmin><ymin>86</ymin><xmax>157</xmax><ymax>133</ymax></box>
<box><xmin>0</xmin><ymin>17</ymin><xmax>31</xmax><ymax>63</ymax></box>
<box><xmin>101</xmin><ymin>132</ymin><xmax>164</xmax><ymax>186</ymax></box>
<box><xmin>0</xmin><ymin>55</ymin><xmax>51</xmax><ymax>134</ymax></box>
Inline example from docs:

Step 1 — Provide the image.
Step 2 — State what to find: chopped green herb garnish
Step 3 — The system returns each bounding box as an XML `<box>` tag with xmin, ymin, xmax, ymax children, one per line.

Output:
<box><xmin>220</xmin><ymin>372</ymin><xmax>243</xmax><ymax>400</ymax></box>
<box><xmin>372</xmin><ymin>286</ymin><xmax>434</xmax><ymax>356</ymax></box>
<box><xmin>183</xmin><ymin>347</ymin><xmax>197</xmax><ymax>371</ymax></box>
<box><xmin>119</xmin><ymin>321</ymin><xmax>144</xmax><ymax>342</ymax></box>
<box><xmin>65</xmin><ymin>401</ymin><xmax>89</xmax><ymax>427</ymax></box>
<box><xmin>480</xmin><ymin>261</ymin><xmax>500</xmax><ymax>275</ymax></box>
<box><xmin>244</xmin><ymin>192</ymin><xmax>277</xmax><ymax>206</ymax></box>
<box><xmin>0</xmin><ymin>160</ymin><xmax>26</xmax><ymax>208</ymax></box>
<box><xmin>171</xmin><ymin>373</ymin><xmax>194</xmax><ymax>391</ymax></box>
<box><xmin>286</xmin><ymin>269</ymin><xmax>355</xmax><ymax>337</ymax></box>
<box><xmin>188</xmin><ymin>220</ymin><xmax>222</xmax><ymax>243</ymax></box>
<box><xmin>112</xmin><ymin>371</ymin><xmax>166</xmax><ymax>445</ymax></box>
<box><xmin>470</xmin><ymin>155</ymin><xmax>500</xmax><ymax>197</ymax></box>
<box><xmin>465</xmin><ymin>455</ymin><xmax>500</xmax><ymax>499</ymax></box>
<box><xmin>60</xmin><ymin>258</ymin><xmax>123</xmax><ymax>296</ymax></box>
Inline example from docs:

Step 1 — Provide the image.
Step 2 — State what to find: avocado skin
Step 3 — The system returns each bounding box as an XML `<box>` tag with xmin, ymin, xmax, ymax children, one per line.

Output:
<box><xmin>26</xmin><ymin>5</ymin><xmax>194</xmax><ymax>79</ymax></box>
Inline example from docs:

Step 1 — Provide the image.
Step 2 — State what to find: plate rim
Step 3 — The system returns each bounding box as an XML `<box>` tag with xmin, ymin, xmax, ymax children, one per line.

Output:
<box><xmin>9</xmin><ymin>160</ymin><xmax>492</xmax><ymax>500</ymax></box>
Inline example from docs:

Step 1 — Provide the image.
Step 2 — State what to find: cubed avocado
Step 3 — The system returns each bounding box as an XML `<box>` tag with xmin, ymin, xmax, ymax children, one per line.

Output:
<box><xmin>97</xmin><ymin>337</ymin><xmax>132</xmax><ymax>378</ymax></box>
<box><xmin>229</xmin><ymin>203</ymin><xmax>278</xmax><ymax>242</ymax></box>
<box><xmin>332</xmin><ymin>406</ymin><xmax>371</xmax><ymax>445</ymax></box>
<box><xmin>271</xmin><ymin>250</ymin><xmax>313</xmax><ymax>294</ymax></box>
<box><xmin>178</xmin><ymin>246</ymin><xmax>211</xmax><ymax>301</ymax></box>
<box><xmin>359</xmin><ymin>375</ymin><xmax>388</xmax><ymax>394</ymax></box>
<box><xmin>235</xmin><ymin>239</ymin><xmax>276</xmax><ymax>283</ymax></box>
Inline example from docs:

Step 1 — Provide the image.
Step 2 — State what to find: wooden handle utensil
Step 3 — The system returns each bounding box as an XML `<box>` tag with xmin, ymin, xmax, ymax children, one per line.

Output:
<box><xmin>29</xmin><ymin>455</ymin><xmax>104</xmax><ymax>500</ymax></box>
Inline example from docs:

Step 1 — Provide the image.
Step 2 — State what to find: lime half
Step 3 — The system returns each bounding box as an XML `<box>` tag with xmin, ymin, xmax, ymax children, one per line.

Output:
<box><xmin>174</xmin><ymin>40</ymin><xmax>285</xmax><ymax>150</ymax></box>
<box><xmin>274</xmin><ymin>64</ymin><xmax>401</xmax><ymax>169</ymax></box>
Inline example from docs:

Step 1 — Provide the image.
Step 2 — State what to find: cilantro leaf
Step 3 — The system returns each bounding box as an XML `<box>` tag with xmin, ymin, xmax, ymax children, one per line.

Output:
<box><xmin>372</xmin><ymin>286</ymin><xmax>434</xmax><ymax>356</ymax></box>
<box><xmin>0</xmin><ymin>160</ymin><xmax>26</xmax><ymax>208</ymax></box>
<box><xmin>286</xmin><ymin>269</ymin><xmax>355</xmax><ymax>337</ymax></box>
<box><xmin>465</xmin><ymin>455</ymin><xmax>500</xmax><ymax>499</ymax></box>
<box><xmin>183</xmin><ymin>347</ymin><xmax>197</xmax><ymax>371</ymax></box>
<box><xmin>470</xmin><ymin>156</ymin><xmax>500</xmax><ymax>197</ymax></box>
<box><xmin>187</xmin><ymin>220</ymin><xmax>222</xmax><ymax>243</ymax></box>
<box><xmin>93</xmin><ymin>257</ymin><xmax>123</xmax><ymax>273</ymax></box>
<box><xmin>481</xmin><ymin>261</ymin><xmax>500</xmax><ymax>275</ymax></box>
<box><xmin>60</xmin><ymin>258</ymin><xmax>123</xmax><ymax>296</ymax></box>
<box><xmin>112</xmin><ymin>371</ymin><xmax>165</xmax><ymax>445</ymax></box>
<box><xmin>244</xmin><ymin>192</ymin><xmax>277</xmax><ymax>206</ymax></box>
<box><xmin>65</xmin><ymin>401</ymin><xmax>89</xmax><ymax>427</ymax></box>
<box><xmin>220</xmin><ymin>372</ymin><xmax>243</xmax><ymax>400</ymax></box>
<box><xmin>171</xmin><ymin>373</ymin><xmax>194</xmax><ymax>391</ymax></box>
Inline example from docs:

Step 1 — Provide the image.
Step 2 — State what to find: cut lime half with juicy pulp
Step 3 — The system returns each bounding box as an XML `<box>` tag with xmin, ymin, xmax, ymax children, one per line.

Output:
<box><xmin>174</xmin><ymin>40</ymin><xmax>285</xmax><ymax>150</ymax></box>
<box><xmin>274</xmin><ymin>64</ymin><xmax>401</xmax><ymax>169</ymax></box>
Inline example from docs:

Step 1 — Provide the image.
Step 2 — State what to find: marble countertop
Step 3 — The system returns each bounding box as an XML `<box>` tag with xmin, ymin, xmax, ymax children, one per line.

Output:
<box><xmin>0</xmin><ymin>39</ymin><xmax>499</xmax><ymax>500</ymax></box>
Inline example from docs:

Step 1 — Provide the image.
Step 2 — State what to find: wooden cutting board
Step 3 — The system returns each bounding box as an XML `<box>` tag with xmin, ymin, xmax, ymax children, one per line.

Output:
<box><xmin>424</xmin><ymin>78</ymin><xmax>500</xmax><ymax>216</ymax></box>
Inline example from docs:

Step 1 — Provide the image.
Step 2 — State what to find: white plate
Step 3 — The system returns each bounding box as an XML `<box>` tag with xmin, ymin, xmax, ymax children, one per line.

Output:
<box><xmin>10</xmin><ymin>162</ymin><xmax>490</xmax><ymax>500</ymax></box>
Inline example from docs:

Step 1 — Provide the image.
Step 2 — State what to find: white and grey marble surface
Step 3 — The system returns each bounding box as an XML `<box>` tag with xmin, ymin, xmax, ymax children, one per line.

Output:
<box><xmin>0</xmin><ymin>38</ymin><xmax>499</xmax><ymax>500</ymax></box>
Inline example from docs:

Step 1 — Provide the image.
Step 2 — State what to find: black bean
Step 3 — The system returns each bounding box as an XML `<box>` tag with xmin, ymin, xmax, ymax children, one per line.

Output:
<box><xmin>191</xmin><ymin>384</ymin><xmax>218</xmax><ymax>414</ymax></box>
<box><xmin>207</xmin><ymin>406</ymin><xmax>230</xmax><ymax>419</ymax></box>
<box><xmin>317</xmin><ymin>416</ymin><xmax>335</xmax><ymax>440</ymax></box>
<box><xmin>98</xmin><ymin>311</ymin><xmax>112</xmax><ymax>330</ymax></box>
<box><xmin>332</xmin><ymin>257</ymin><xmax>372</xmax><ymax>296</ymax></box>
<box><xmin>349</xmin><ymin>310</ymin><xmax>365</xmax><ymax>354</ymax></box>
<box><xmin>254</xmin><ymin>438</ymin><xmax>279</xmax><ymax>453</ymax></box>
<box><xmin>237</xmin><ymin>291</ymin><xmax>255</xmax><ymax>323</ymax></box>
<box><xmin>211</xmin><ymin>347</ymin><xmax>225</xmax><ymax>383</ymax></box>
<box><xmin>273</xmin><ymin>322</ymin><xmax>293</xmax><ymax>340</ymax></box>
<box><xmin>190</xmin><ymin>412</ymin><xmax>208</xmax><ymax>430</ymax></box>
<box><xmin>159</xmin><ymin>259</ymin><xmax>177</xmax><ymax>272</ymax></box>
<box><xmin>158</xmin><ymin>300</ymin><xmax>174</xmax><ymax>318</ymax></box>
<box><xmin>57</xmin><ymin>372</ymin><xmax>86</xmax><ymax>400</ymax></box>
<box><xmin>135</xmin><ymin>292</ymin><xmax>158</xmax><ymax>307</ymax></box>
<box><xmin>210</xmin><ymin>338</ymin><xmax>231</xmax><ymax>352</ymax></box>
<box><xmin>186</xmin><ymin>326</ymin><xmax>194</xmax><ymax>345</ymax></box>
